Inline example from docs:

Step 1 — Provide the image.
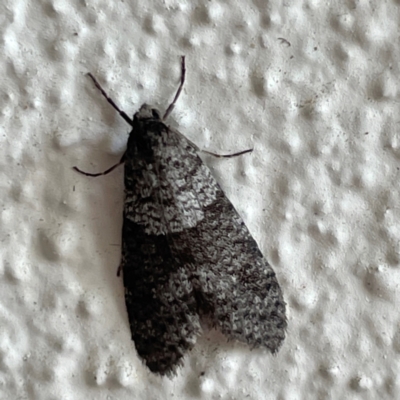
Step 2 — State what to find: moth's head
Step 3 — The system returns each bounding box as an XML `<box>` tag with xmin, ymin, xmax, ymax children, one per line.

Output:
<box><xmin>135</xmin><ymin>104</ymin><xmax>162</xmax><ymax>120</ymax></box>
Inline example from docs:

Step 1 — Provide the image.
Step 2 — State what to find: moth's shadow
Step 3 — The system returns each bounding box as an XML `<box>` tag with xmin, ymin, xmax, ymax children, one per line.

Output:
<box><xmin>186</xmin><ymin>320</ymin><xmax>249</xmax><ymax>373</ymax></box>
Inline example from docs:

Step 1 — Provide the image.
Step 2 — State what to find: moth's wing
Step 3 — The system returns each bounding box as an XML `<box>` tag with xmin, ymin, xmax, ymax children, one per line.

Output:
<box><xmin>121</xmin><ymin>122</ymin><xmax>285</xmax><ymax>375</ymax></box>
<box><xmin>121</xmin><ymin>220</ymin><xmax>200</xmax><ymax>375</ymax></box>
<box><xmin>190</xmin><ymin>189</ymin><xmax>287</xmax><ymax>352</ymax></box>
<box><xmin>161</xmin><ymin>130</ymin><xmax>287</xmax><ymax>352</ymax></box>
<box><xmin>121</xmin><ymin>125</ymin><xmax>206</xmax><ymax>375</ymax></box>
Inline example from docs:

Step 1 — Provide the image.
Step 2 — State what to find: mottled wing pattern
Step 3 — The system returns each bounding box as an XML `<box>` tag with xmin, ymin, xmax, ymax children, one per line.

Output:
<box><xmin>121</xmin><ymin>110</ymin><xmax>286</xmax><ymax>375</ymax></box>
<box><xmin>187</xmin><ymin>190</ymin><xmax>287</xmax><ymax>352</ymax></box>
<box><xmin>164</xmin><ymin>128</ymin><xmax>287</xmax><ymax>352</ymax></box>
<box><xmin>121</xmin><ymin>117</ymin><xmax>205</xmax><ymax>375</ymax></box>
<box><xmin>121</xmin><ymin>219</ymin><xmax>200</xmax><ymax>375</ymax></box>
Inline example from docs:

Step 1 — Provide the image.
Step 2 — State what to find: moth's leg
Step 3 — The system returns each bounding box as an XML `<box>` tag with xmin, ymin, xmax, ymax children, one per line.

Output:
<box><xmin>73</xmin><ymin>161</ymin><xmax>123</xmax><ymax>177</ymax></box>
<box><xmin>116</xmin><ymin>262</ymin><xmax>123</xmax><ymax>276</ymax></box>
<box><xmin>87</xmin><ymin>73</ymin><xmax>134</xmax><ymax>127</ymax></box>
<box><xmin>73</xmin><ymin>152</ymin><xmax>126</xmax><ymax>177</ymax></box>
<box><xmin>202</xmin><ymin>148</ymin><xmax>253</xmax><ymax>158</ymax></box>
<box><xmin>162</xmin><ymin>56</ymin><xmax>186</xmax><ymax>120</ymax></box>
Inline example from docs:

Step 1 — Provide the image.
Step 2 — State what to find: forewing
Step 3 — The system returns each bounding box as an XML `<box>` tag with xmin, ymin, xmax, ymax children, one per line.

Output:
<box><xmin>121</xmin><ymin>219</ymin><xmax>200</xmax><ymax>375</ymax></box>
<box><xmin>121</xmin><ymin>124</ymin><xmax>208</xmax><ymax>375</ymax></box>
<box><xmin>159</xmin><ymin>129</ymin><xmax>287</xmax><ymax>352</ymax></box>
<box><xmin>190</xmin><ymin>190</ymin><xmax>287</xmax><ymax>352</ymax></box>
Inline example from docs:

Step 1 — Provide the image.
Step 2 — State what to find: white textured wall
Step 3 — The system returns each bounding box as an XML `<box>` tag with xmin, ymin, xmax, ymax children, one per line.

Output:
<box><xmin>2</xmin><ymin>1</ymin><xmax>400</xmax><ymax>399</ymax></box>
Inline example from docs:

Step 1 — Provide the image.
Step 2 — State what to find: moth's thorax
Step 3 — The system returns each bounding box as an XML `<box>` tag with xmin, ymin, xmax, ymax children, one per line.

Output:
<box><xmin>134</xmin><ymin>103</ymin><xmax>162</xmax><ymax>121</ymax></box>
<box><xmin>124</xmin><ymin>104</ymin><xmax>169</xmax><ymax>175</ymax></box>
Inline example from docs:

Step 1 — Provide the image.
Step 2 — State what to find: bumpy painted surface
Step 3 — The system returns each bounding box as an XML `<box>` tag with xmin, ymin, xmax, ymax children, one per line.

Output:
<box><xmin>4</xmin><ymin>1</ymin><xmax>400</xmax><ymax>398</ymax></box>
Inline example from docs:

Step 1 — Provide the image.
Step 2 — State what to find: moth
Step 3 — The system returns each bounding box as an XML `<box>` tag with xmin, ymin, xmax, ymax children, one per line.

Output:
<box><xmin>74</xmin><ymin>57</ymin><xmax>287</xmax><ymax>375</ymax></box>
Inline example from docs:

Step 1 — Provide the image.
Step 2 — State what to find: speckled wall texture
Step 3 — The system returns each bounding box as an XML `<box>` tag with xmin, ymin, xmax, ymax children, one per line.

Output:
<box><xmin>1</xmin><ymin>1</ymin><xmax>400</xmax><ymax>399</ymax></box>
